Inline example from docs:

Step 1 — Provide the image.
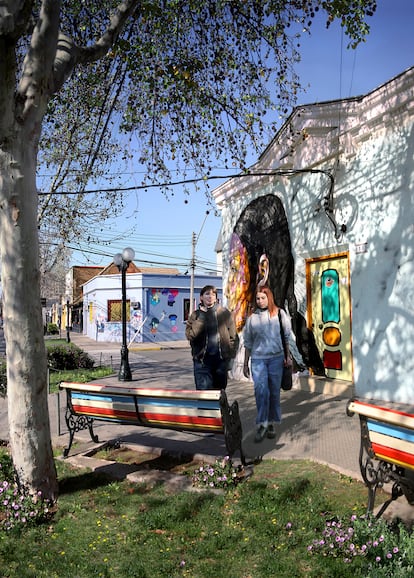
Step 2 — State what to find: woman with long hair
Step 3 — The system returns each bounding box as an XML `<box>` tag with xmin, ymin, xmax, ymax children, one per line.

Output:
<box><xmin>243</xmin><ymin>285</ymin><xmax>292</xmax><ymax>442</ymax></box>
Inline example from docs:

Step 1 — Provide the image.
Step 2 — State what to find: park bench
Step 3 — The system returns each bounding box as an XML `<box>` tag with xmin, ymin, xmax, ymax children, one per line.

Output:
<box><xmin>59</xmin><ymin>381</ymin><xmax>245</xmax><ymax>464</ymax></box>
<box><xmin>347</xmin><ymin>398</ymin><xmax>414</xmax><ymax>517</ymax></box>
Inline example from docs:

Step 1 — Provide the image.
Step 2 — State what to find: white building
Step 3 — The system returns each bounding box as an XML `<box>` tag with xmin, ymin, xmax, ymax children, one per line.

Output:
<box><xmin>81</xmin><ymin>262</ymin><xmax>222</xmax><ymax>343</ymax></box>
<box><xmin>213</xmin><ymin>67</ymin><xmax>414</xmax><ymax>404</ymax></box>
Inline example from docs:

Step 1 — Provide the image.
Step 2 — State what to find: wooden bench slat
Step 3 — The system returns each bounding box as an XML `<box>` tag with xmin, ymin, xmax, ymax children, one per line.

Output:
<box><xmin>367</xmin><ymin>420</ymin><xmax>414</xmax><ymax>444</ymax></box>
<box><xmin>71</xmin><ymin>403</ymin><xmax>140</xmax><ymax>423</ymax></box>
<box><xmin>348</xmin><ymin>399</ymin><xmax>414</xmax><ymax>430</ymax></box>
<box><xmin>369</xmin><ymin>430</ymin><xmax>414</xmax><ymax>459</ymax></box>
<box><xmin>139</xmin><ymin>414</ymin><xmax>224</xmax><ymax>431</ymax></box>
<box><xmin>61</xmin><ymin>381</ymin><xmax>222</xmax><ymax>400</ymax></box>
<box><xmin>371</xmin><ymin>442</ymin><xmax>414</xmax><ymax>470</ymax></box>
<box><xmin>71</xmin><ymin>399</ymin><xmax>224</xmax><ymax>429</ymax></box>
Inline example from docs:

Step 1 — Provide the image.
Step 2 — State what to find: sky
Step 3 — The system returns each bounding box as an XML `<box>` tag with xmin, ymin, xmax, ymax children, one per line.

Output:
<box><xmin>69</xmin><ymin>0</ymin><xmax>414</xmax><ymax>275</ymax></box>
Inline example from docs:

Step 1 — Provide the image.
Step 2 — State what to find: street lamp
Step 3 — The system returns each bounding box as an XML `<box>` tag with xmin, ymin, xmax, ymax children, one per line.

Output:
<box><xmin>113</xmin><ymin>247</ymin><xmax>135</xmax><ymax>381</ymax></box>
<box><xmin>66</xmin><ymin>297</ymin><xmax>71</xmax><ymax>343</ymax></box>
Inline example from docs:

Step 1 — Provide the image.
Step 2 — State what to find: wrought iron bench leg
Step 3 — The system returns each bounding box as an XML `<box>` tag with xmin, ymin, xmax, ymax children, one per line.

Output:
<box><xmin>220</xmin><ymin>394</ymin><xmax>245</xmax><ymax>465</ymax></box>
<box><xmin>63</xmin><ymin>408</ymin><xmax>98</xmax><ymax>458</ymax></box>
<box><xmin>375</xmin><ymin>482</ymin><xmax>404</xmax><ymax>519</ymax></box>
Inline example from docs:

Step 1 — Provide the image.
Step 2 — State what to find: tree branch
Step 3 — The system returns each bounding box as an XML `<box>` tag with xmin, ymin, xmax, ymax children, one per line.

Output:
<box><xmin>75</xmin><ymin>0</ymin><xmax>140</xmax><ymax>66</ymax></box>
<box><xmin>17</xmin><ymin>0</ymin><xmax>61</xmax><ymax>122</ymax></box>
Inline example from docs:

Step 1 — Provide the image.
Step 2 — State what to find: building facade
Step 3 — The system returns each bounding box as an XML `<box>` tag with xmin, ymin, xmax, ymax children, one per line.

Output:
<box><xmin>213</xmin><ymin>67</ymin><xmax>414</xmax><ymax>404</ymax></box>
<box><xmin>82</xmin><ymin>266</ymin><xmax>222</xmax><ymax>343</ymax></box>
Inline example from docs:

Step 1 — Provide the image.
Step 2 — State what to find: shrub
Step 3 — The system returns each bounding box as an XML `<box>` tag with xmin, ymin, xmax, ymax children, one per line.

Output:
<box><xmin>46</xmin><ymin>323</ymin><xmax>59</xmax><ymax>335</ymax></box>
<box><xmin>47</xmin><ymin>343</ymin><xmax>95</xmax><ymax>370</ymax></box>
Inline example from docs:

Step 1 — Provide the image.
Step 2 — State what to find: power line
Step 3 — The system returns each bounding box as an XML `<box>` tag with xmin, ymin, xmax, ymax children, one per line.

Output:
<box><xmin>38</xmin><ymin>168</ymin><xmax>334</xmax><ymax>196</ymax></box>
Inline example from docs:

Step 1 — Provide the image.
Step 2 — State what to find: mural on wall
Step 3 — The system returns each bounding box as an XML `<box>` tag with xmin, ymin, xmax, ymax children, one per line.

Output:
<box><xmin>149</xmin><ymin>288</ymin><xmax>180</xmax><ymax>334</ymax></box>
<box><xmin>129</xmin><ymin>304</ymin><xmax>143</xmax><ymax>343</ymax></box>
<box><xmin>227</xmin><ymin>193</ymin><xmax>325</xmax><ymax>375</ymax></box>
<box><xmin>95</xmin><ymin>312</ymin><xmax>105</xmax><ymax>333</ymax></box>
<box><xmin>227</xmin><ymin>232</ymin><xmax>252</xmax><ymax>332</ymax></box>
<box><xmin>150</xmin><ymin>317</ymin><xmax>160</xmax><ymax>333</ymax></box>
<box><xmin>162</xmin><ymin>288</ymin><xmax>179</xmax><ymax>306</ymax></box>
<box><xmin>150</xmin><ymin>289</ymin><xmax>161</xmax><ymax>305</ymax></box>
<box><xmin>169</xmin><ymin>313</ymin><xmax>178</xmax><ymax>332</ymax></box>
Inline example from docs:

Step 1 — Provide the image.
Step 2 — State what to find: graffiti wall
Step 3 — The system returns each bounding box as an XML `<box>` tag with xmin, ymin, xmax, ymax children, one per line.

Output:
<box><xmin>82</xmin><ymin>274</ymin><xmax>223</xmax><ymax>344</ymax></box>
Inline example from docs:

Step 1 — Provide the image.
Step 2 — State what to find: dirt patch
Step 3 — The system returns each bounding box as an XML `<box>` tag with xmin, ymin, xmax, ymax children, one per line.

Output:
<box><xmin>93</xmin><ymin>443</ymin><xmax>203</xmax><ymax>476</ymax></box>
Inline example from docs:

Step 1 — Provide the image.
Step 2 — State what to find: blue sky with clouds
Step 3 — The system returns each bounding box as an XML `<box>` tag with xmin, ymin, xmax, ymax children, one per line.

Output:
<box><xmin>72</xmin><ymin>1</ymin><xmax>414</xmax><ymax>273</ymax></box>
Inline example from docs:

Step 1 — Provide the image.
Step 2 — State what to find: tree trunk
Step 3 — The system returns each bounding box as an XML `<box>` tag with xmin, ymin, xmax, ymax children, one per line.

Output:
<box><xmin>0</xmin><ymin>123</ymin><xmax>58</xmax><ymax>501</ymax></box>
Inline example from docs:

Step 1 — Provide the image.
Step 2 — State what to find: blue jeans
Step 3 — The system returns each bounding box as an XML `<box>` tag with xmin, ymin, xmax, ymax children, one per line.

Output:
<box><xmin>193</xmin><ymin>354</ymin><xmax>228</xmax><ymax>390</ymax></box>
<box><xmin>251</xmin><ymin>354</ymin><xmax>284</xmax><ymax>426</ymax></box>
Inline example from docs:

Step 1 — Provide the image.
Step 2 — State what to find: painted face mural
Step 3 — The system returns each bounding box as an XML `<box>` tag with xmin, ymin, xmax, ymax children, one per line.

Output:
<box><xmin>228</xmin><ymin>193</ymin><xmax>324</xmax><ymax>374</ymax></box>
<box><xmin>228</xmin><ymin>194</ymin><xmax>293</xmax><ymax>331</ymax></box>
<box><xmin>226</xmin><ymin>232</ymin><xmax>251</xmax><ymax>332</ymax></box>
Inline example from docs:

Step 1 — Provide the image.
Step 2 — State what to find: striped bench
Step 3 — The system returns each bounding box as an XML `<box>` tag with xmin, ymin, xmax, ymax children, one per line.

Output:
<box><xmin>60</xmin><ymin>382</ymin><xmax>244</xmax><ymax>464</ymax></box>
<box><xmin>347</xmin><ymin>398</ymin><xmax>414</xmax><ymax>517</ymax></box>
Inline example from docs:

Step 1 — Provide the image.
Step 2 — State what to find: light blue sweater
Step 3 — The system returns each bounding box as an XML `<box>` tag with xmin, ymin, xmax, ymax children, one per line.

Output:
<box><xmin>243</xmin><ymin>308</ymin><xmax>291</xmax><ymax>359</ymax></box>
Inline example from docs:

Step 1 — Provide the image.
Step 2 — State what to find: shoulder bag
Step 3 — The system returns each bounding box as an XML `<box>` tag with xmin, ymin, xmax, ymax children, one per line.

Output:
<box><xmin>278</xmin><ymin>309</ymin><xmax>293</xmax><ymax>391</ymax></box>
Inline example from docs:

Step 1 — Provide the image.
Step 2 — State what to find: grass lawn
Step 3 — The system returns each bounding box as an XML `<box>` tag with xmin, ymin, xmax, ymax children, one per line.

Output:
<box><xmin>0</xmin><ymin>447</ymin><xmax>412</xmax><ymax>578</ymax></box>
<box><xmin>47</xmin><ymin>366</ymin><xmax>114</xmax><ymax>393</ymax></box>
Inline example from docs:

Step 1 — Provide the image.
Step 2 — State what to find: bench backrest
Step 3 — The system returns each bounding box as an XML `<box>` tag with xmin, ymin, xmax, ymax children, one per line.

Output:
<box><xmin>348</xmin><ymin>399</ymin><xmax>414</xmax><ymax>471</ymax></box>
<box><xmin>60</xmin><ymin>382</ymin><xmax>225</xmax><ymax>434</ymax></box>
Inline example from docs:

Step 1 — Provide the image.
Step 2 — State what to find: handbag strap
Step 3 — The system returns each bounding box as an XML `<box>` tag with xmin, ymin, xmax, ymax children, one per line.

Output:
<box><xmin>278</xmin><ymin>309</ymin><xmax>288</xmax><ymax>361</ymax></box>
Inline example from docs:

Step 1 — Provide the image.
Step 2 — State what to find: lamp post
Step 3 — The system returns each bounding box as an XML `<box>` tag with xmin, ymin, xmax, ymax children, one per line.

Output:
<box><xmin>113</xmin><ymin>247</ymin><xmax>135</xmax><ymax>381</ymax></box>
<box><xmin>66</xmin><ymin>297</ymin><xmax>71</xmax><ymax>343</ymax></box>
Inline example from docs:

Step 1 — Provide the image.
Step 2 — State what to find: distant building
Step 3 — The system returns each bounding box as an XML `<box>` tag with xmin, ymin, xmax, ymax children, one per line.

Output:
<box><xmin>79</xmin><ymin>262</ymin><xmax>222</xmax><ymax>343</ymax></box>
<box><xmin>213</xmin><ymin>67</ymin><xmax>414</xmax><ymax>404</ymax></box>
<box><xmin>66</xmin><ymin>266</ymin><xmax>106</xmax><ymax>331</ymax></box>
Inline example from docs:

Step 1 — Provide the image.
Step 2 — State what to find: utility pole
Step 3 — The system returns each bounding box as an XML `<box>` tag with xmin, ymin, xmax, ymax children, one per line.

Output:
<box><xmin>189</xmin><ymin>211</ymin><xmax>210</xmax><ymax>315</ymax></box>
<box><xmin>189</xmin><ymin>231</ymin><xmax>196</xmax><ymax>315</ymax></box>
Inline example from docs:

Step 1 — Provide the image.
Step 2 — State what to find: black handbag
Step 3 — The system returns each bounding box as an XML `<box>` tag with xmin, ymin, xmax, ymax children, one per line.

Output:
<box><xmin>278</xmin><ymin>310</ymin><xmax>293</xmax><ymax>391</ymax></box>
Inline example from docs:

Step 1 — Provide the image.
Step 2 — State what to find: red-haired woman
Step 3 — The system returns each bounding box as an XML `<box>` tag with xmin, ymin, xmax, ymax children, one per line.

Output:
<box><xmin>243</xmin><ymin>285</ymin><xmax>291</xmax><ymax>442</ymax></box>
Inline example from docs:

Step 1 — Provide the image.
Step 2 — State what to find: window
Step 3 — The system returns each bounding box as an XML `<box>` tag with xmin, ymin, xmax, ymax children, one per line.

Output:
<box><xmin>108</xmin><ymin>300</ymin><xmax>130</xmax><ymax>322</ymax></box>
<box><xmin>183</xmin><ymin>298</ymin><xmax>190</xmax><ymax>322</ymax></box>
